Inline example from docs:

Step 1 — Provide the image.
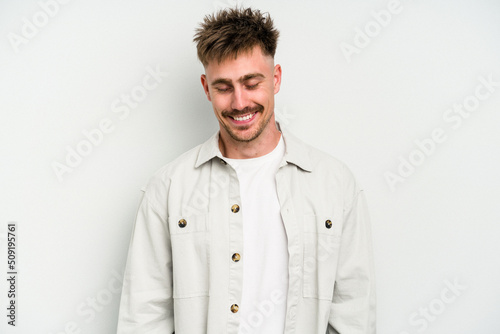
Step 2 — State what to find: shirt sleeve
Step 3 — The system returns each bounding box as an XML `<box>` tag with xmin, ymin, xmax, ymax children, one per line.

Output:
<box><xmin>117</xmin><ymin>188</ymin><xmax>174</xmax><ymax>334</ymax></box>
<box><xmin>327</xmin><ymin>189</ymin><xmax>376</xmax><ymax>334</ymax></box>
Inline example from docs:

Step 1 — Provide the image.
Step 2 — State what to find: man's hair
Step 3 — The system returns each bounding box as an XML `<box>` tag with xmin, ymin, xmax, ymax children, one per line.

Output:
<box><xmin>193</xmin><ymin>7</ymin><xmax>279</xmax><ymax>66</ymax></box>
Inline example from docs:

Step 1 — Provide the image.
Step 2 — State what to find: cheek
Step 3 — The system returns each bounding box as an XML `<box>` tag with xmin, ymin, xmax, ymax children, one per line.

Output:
<box><xmin>211</xmin><ymin>96</ymin><xmax>230</xmax><ymax>112</ymax></box>
<box><xmin>255</xmin><ymin>90</ymin><xmax>273</xmax><ymax>106</ymax></box>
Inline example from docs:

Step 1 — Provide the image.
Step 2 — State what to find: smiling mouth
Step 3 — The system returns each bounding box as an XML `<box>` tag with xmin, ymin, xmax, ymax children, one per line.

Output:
<box><xmin>231</xmin><ymin>112</ymin><xmax>256</xmax><ymax>121</ymax></box>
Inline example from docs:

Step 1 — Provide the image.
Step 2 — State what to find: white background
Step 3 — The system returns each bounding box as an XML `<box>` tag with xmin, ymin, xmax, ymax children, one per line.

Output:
<box><xmin>1</xmin><ymin>0</ymin><xmax>499</xmax><ymax>333</ymax></box>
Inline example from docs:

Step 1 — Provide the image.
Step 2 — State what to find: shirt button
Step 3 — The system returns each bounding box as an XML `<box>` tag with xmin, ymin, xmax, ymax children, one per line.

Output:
<box><xmin>220</xmin><ymin>158</ymin><xmax>227</xmax><ymax>165</ymax></box>
<box><xmin>232</xmin><ymin>253</ymin><xmax>241</xmax><ymax>262</ymax></box>
<box><xmin>178</xmin><ymin>219</ymin><xmax>187</xmax><ymax>228</ymax></box>
<box><xmin>231</xmin><ymin>204</ymin><xmax>240</xmax><ymax>213</ymax></box>
<box><xmin>325</xmin><ymin>219</ymin><xmax>332</xmax><ymax>229</ymax></box>
<box><xmin>230</xmin><ymin>304</ymin><xmax>239</xmax><ymax>313</ymax></box>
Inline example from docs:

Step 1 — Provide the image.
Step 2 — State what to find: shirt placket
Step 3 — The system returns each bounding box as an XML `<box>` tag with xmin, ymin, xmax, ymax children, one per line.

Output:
<box><xmin>276</xmin><ymin>164</ymin><xmax>301</xmax><ymax>334</ymax></box>
<box><xmin>221</xmin><ymin>157</ymin><xmax>244</xmax><ymax>333</ymax></box>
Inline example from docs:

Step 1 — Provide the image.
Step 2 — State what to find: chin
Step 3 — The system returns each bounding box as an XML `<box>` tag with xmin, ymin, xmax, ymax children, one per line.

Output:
<box><xmin>230</xmin><ymin>127</ymin><xmax>263</xmax><ymax>143</ymax></box>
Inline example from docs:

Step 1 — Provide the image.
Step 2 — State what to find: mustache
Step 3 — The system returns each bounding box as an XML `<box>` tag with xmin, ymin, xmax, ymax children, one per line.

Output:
<box><xmin>221</xmin><ymin>105</ymin><xmax>264</xmax><ymax>118</ymax></box>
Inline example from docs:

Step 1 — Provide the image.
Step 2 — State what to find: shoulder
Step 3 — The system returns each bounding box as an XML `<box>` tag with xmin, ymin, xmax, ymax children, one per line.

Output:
<box><xmin>283</xmin><ymin>129</ymin><xmax>363</xmax><ymax>200</ymax></box>
<box><xmin>150</xmin><ymin>144</ymin><xmax>203</xmax><ymax>184</ymax></box>
<box><xmin>140</xmin><ymin>135</ymin><xmax>213</xmax><ymax>204</ymax></box>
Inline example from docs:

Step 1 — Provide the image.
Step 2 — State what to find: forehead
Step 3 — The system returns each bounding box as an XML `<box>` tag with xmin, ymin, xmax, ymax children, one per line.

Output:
<box><xmin>204</xmin><ymin>46</ymin><xmax>274</xmax><ymax>81</ymax></box>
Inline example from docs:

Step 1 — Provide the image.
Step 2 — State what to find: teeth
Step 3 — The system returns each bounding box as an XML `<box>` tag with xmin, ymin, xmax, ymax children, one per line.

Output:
<box><xmin>233</xmin><ymin>113</ymin><xmax>255</xmax><ymax>121</ymax></box>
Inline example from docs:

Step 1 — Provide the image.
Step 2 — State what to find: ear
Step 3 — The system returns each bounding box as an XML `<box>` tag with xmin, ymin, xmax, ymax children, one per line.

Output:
<box><xmin>273</xmin><ymin>64</ymin><xmax>282</xmax><ymax>94</ymax></box>
<box><xmin>201</xmin><ymin>74</ymin><xmax>211</xmax><ymax>101</ymax></box>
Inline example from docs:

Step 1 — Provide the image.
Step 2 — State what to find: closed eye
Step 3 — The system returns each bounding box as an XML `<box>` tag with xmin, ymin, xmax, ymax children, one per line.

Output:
<box><xmin>215</xmin><ymin>86</ymin><xmax>232</xmax><ymax>93</ymax></box>
<box><xmin>246</xmin><ymin>83</ymin><xmax>259</xmax><ymax>90</ymax></box>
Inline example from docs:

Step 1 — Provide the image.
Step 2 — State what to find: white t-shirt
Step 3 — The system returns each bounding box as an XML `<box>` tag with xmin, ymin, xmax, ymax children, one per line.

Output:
<box><xmin>225</xmin><ymin>135</ymin><xmax>289</xmax><ymax>334</ymax></box>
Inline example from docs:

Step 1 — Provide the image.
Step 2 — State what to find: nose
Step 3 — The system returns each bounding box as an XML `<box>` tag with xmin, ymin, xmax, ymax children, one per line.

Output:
<box><xmin>230</xmin><ymin>86</ymin><xmax>249</xmax><ymax>111</ymax></box>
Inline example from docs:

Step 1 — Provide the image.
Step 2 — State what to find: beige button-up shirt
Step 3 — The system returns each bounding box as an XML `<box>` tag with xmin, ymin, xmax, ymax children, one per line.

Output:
<box><xmin>117</xmin><ymin>125</ymin><xmax>376</xmax><ymax>334</ymax></box>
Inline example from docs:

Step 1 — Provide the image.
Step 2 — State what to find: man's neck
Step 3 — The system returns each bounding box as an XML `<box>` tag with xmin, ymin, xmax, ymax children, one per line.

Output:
<box><xmin>219</xmin><ymin>123</ymin><xmax>282</xmax><ymax>159</ymax></box>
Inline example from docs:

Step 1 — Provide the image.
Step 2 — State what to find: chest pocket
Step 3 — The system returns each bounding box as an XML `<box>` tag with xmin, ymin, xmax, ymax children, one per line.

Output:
<box><xmin>168</xmin><ymin>214</ymin><xmax>210</xmax><ymax>299</ymax></box>
<box><xmin>302</xmin><ymin>214</ymin><xmax>342</xmax><ymax>300</ymax></box>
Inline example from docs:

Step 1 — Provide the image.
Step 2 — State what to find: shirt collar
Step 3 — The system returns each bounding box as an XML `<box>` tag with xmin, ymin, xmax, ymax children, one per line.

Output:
<box><xmin>194</xmin><ymin>122</ymin><xmax>313</xmax><ymax>172</ymax></box>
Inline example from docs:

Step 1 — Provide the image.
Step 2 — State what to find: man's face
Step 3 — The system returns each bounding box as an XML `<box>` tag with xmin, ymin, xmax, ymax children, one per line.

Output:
<box><xmin>201</xmin><ymin>46</ymin><xmax>282</xmax><ymax>143</ymax></box>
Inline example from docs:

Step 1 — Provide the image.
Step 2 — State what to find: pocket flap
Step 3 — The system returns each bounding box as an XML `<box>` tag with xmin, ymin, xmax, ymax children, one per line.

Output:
<box><xmin>303</xmin><ymin>214</ymin><xmax>341</xmax><ymax>236</ymax></box>
<box><xmin>168</xmin><ymin>214</ymin><xmax>208</xmax><ymax>235</ymax></box>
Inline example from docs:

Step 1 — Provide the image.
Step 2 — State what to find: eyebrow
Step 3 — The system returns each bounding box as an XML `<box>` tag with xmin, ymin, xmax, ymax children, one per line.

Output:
<box><xmin>210</xmin><ymin>73</ymin><xmax>266</xmax><ymax>86</ymax></box>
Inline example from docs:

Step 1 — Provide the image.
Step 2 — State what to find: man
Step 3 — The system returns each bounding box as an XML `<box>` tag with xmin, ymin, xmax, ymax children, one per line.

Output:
<box><xmin>117</xmin><ymin>7</ymin><xmax>375</xmax><ymax>334</ymax></box>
